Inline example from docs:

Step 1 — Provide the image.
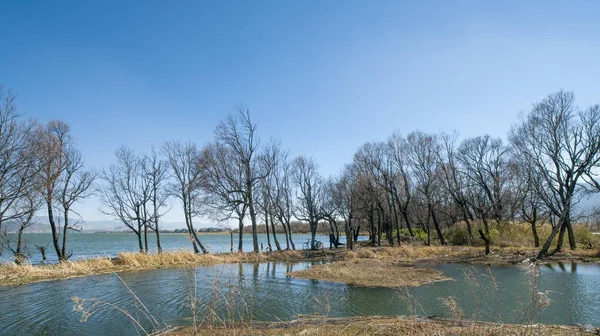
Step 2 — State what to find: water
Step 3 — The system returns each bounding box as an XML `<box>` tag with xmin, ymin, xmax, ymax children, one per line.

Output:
<box><xmin>0</xmin><ymin>261</ymin><xmax>599</xmax><ymax>335</ymax></box>
<box><xmin>0</xmin><ymin>232</ymin><xmax>347</xmax><ymax>264</ymax></box>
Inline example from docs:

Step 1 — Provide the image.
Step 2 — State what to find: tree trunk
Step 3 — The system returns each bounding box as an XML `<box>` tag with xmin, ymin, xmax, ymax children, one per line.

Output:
<box><xmin>531</xmin><ymin>222</ymin><xmax>540</xmax><ymax>247</ymax></box>
<box><xmin>310</xmin><ymin>220</ymin><xmax>318</xmax><ymax>249</ymax></box>
<box><xmin>280</xmin><ymin>217</ymin><xmax>290</xmax><ymax>250</ymax></box>
<box><xmin>238</xmin><ymin>217</ymin><xmax>244</xmax><ymax>252</ymax></box>
<box><xmin>538</xmin><ymin>220</ymin><xmax>563</xmax><ymax>259</ymax></box>
<box><xmin>286</xmin><ymin>220</ymin><xmax>295</xmax><ymax>250</ymax></box>
<box><xmin>462</xmin><ymin>211</ymin><xmax>474</xmax><ymax>245</ymax></box>
<box><xmin>265</xmin><ymin>213</ymin><xmax>272</xmax><ymax>252</ymax></box>
<box><xmin>270</xmin><ymin>213</ymin><xmax>281</xmax><ymax>251</ymax></box>
<box><xmin>556</xmin><ymin>221</ymin><xmax>567</xmax><ymax>252</ymax></box>
<box><xmin>567</xmin><ymin>221</ymin><xmax>576</xmax><ymax>250</ymax></box>
<box><xmin>479</xmin><ymin>229</ymin><xmax>490</xmax><ymax>255</ymax></box>
<box><xmin>61</xmin><ymin>208</ymin><xmax>70</xmax><ymax>261</ymax></box>
<box><xmin>182</xmin><ymin>199</ymin><xmax>199</xmax><ymax>253</ymax></box>
<box><xmin>136</xmin><ymin>218</ymin><xmax>144</xmax><ymax>252</ymax></box>
<box><xmin>430</xmin><ymin>205</ymin><xmax>446</xmax><ymax>246</ymax></box>
<box><xmin>153</xmin><ymin>190</ymin><xmax>162</xmax><ymax>254</ymax></box>
<box><xmin>15</xmin><ymin>226</ymin><xmax>26</xmax><ymax>265</ymax></box>
<box><xmin>47</xmin><ymin>201</ymin><xmax>64</xmax><ymax>261</ymax></box>
<box><xmin>155</xmin><ymin>229</ymin><xmax>162</xmax><ymax>254</ymax></box>
<box><xmin>143</xmin><ymin>221</ymin><xmax>149</xmax><ymax>253</ymax></box>
<box><xmin>346</xmin><ymin>216</ymin><xmax>354</xmax><ymax>250</ymax></box>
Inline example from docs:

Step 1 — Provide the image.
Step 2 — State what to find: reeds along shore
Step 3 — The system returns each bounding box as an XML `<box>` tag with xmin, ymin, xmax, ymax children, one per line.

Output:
<box><xmin>0</xmin><ymin>249</ymin><xmax>305</xmax><ymax>286</ymax></box>
<box><xmin>2</xmin><ymin>239</ymin><xmax>600</xmax><ymax>287</ymax></box>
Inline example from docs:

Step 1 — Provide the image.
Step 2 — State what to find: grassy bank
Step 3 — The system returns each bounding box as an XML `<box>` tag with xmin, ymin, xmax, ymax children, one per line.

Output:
<box><xmin>287</xmin><ymin>258</ymin><xmax>447</xmax><ymax>288</ymax></box>
<box><xmin>2</xmin><ymin>242</ymin><xmax>599</xmax><ymax>286</ymax></box>
<box><xmin>0</xmin><ymin>250</ymin><xmax>306</xmax><ymax>286</ymax></box>
<box><xmin>169</xmin><ymin>316</ymin><xmax>593</xmax><ymax>335</ymax></box>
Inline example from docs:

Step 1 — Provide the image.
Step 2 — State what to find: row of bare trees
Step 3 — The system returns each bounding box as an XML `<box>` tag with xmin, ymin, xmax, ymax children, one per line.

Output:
<box><xmin>2</xmin><ymin>87</ymin><xmax>599</xmax><ymax>261</ymax></box>
<box><xmin>324</xmin><ymin>91</ymin><xmax>600</xmax><ymax>258</ymax></box>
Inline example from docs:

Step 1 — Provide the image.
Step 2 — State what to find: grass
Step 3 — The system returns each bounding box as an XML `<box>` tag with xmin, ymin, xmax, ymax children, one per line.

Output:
<box><xmin>168</xmin><ymin>316</ymin><xmax>593</xmax><ymax>335</ymax></box>
<box><xmin>287</xmin><ymin>258</ymin><xmax>447</xmax><ymax>288</ymax></box>
<box><xmin>0</xmin><ymin>249</ymin><xmax>305</xmax><ymax>286</ymax></box>
<box><xmin>3</xmin><ymin>226</ymin><xmax>599</xmax><ymax>287</ymax></box>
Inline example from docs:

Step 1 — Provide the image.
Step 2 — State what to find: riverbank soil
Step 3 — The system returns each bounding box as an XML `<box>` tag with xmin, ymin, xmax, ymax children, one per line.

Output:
<box><xmin>170</xmin><ymin>316</ymin><xmax>595</xmax><ymax>335</ymax></box>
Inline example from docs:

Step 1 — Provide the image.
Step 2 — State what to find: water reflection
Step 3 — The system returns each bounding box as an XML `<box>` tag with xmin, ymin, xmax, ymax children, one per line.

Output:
<box><xmin>543</xmin><ymin>262</ymin><xmax>581</xmax><ymax>273</ymax></box>
<box><xmin>0</xmin><ymin>262</ymin><xmax>599</xmax><ymax>336</ymax></box>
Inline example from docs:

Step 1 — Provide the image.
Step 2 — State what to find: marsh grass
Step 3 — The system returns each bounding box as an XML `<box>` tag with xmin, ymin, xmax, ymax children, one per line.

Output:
<box><xmin>0</xmin><ymin>249</ymin><xmax>305</xmax><ymax>286</ymax></box>
<box><xmin>287</xmin><ymin>258</ymin><xmax>447</xmax><ymax>288</ymax></box>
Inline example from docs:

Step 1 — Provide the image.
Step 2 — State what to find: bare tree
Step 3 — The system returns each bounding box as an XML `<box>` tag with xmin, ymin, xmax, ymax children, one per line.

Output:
<box><xmin>163</xmin><ymin>141</ymin><xmax>208</xmax><ymax>254</ymax></box>
<box><xmin>388</xmin><ymin>132</ymin><xmax>416</xmax><ymax>237</ymax></box>
<box><xmin>437</xmin><ymin>131</ymin><xmax>475</xmax><ymax>244</ymax></box>
<box><xmin>38</xmin><ymin>120</ymin><xmax>96</xmax><ymax>261</ymax></box>
<box><xmin>100</xmin><ymin>147</ymin><xmax>149</xmax><ymax>252</ymax></box>
<box><xmin>291</xmin><ymin>156</ymin><xmax>324</xmax><ymax>249</ymax></box>
<box><xmin>143</xmin><ymin>147</ymin><xmax>171</xmax><ymax>253</ymax></box>
<box><xmin>257</xmin><ymin>140</ymin><xmax>283</xmax><ymax>251</ymax></box>
<box><xmin>271</xmin><ymin>151</ymin><xmax>296</xmax><ymax>250</ymax></box>
<box><xmin>201</xmin><ymin>141</ymin><xmax>248</xmax><ymax>252</ymax></box>
<box><xmin>405</xmin><ymin>131</ymin><xmax>446</xmax><ymax>245</ymax></box>
<box><xmin>331</xmin><ymin>165</ymin><xmax>361</xmax><ymax>250</ymax></box>
<box><xmin>457</xmin><ymin>135</ymin><xmax>511</xmax><ymax>254</ymax></box>
<box><xmin>215</xmin><ymin>106</ymin><xmax>267</xmax><ymax>252</ymax></box>
<box><xmin>0</xmin><ymin>87</ymin><xmax>41</xmax><ymax>234</ymax></box>
<box><xmin>0</xmin><ymin>190</ymin><xmax>43</xmax><ymax>264</ymax></box>
<box><xmin>510</xmin><ymin>91</ymin><xmax>600</xmax><ymax>258</ymax></box>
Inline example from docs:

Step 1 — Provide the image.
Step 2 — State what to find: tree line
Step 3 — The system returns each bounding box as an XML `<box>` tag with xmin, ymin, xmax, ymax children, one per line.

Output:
<box><xmin>1</xmin><ymin>87</ymin><xmax>599</xmax><ymax>263</ymax></box>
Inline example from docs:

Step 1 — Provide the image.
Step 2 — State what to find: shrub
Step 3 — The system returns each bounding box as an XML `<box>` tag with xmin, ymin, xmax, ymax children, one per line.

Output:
<box><xmin>573</xmin><ymin>225</ymin><xmax>597</xmax><ymax>248</ymax></box>
<box><xmin>448</xmin><ymin>227</ymin><xmax>469</xmax><ymax>245</ymax></box>
<box><xmin>398</xmin><ymin>228</ymin><xmax>428</xmax><ymax>241</ymax></box>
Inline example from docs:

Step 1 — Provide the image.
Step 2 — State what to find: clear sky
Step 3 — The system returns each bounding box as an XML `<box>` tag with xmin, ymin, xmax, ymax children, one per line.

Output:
<box><xmin>1</xmin><ymin>1</ymin><xmax>599</xmax><ymax>225</ymax></box>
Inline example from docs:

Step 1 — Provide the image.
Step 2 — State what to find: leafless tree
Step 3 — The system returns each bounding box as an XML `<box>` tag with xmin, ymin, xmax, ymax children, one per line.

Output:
<box><xmin>256</xmin><ymin>140</ymin><xmax>283</xmax><ymax>251</ymax></box>
<box><xmin>405</xmin><ymin>131</ymin><xmax>446</xmax><ymax>245</ymax></box>
<box><xmin>200</xmin><ymin>141</ymin><xmax>248</xmax><ymax>252</ymax></box>
<box><xmin>0</xmin><ymin>190</ymin><xmax>43</xmax><ymax>264</ymax></box>
<box><xmin>143</xmin><ymin>147</ymin><xmax>171</xmax><ymax>253</ymax></box>
<box><xmin>330</xmin><ymin>165</ymin><xmax>361</xmax><ymax>250</ymax></box>
<box><xmin>100</xmin><ymin>147</ymin><xmax>150</xmax><ymax>252</ymax></box>
<box><xmin>291</xmin><ymin>156</ymin><xmax>324</xmax><ymax>249</ymax></box>
<box><xmin>0</xmin><ymin>87</ymin><xmax>41</xmax><ymax>234</ymax></box>
<box><xmin>388</xmin><ymin>132</ymin><xmax>416</xmax><ymax>238</ymax></box>
<box><xmin>271</xmin><ymin>151</ymin><xmax>296</xmax><ymax>250</ymax></box>
<box><xmin>163</xmin><ymin>141</ymin><xmax>208</xmax><ymax>254</ymax></box>
<box><xmin>215</xmin><ymin>106</ymin><xmax>267</xmax><ymax>252</ymax></box>
<box><xmin>437</xmin><ymin>131</ymin><xmax>475</xmax><ymax>244</ymax></box>
<box><xmin>38</xmin><ymin>120</ymin><xmax>96</xmax><ymax>261</ymax></box>
<box><xmin>510</xmin><ymin>91</ymin><xmax>600</xmax><ymax>258</ymax></box>
<box><xmin>457</xmin><ymin>135</ymin><xmax>511</xmax><ymax>254</ymax></box>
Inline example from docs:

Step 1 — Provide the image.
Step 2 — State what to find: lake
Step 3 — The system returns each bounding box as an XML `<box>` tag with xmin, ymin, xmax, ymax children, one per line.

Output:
<box><xmin>1</xmin><ymin>232</ymin><xmax>346</xmax><ymax>264</ymax></box>
<box><xmin>0</xmin><ymin>261</ymin><xmax>598</xmax><ymax>335</ymax></box>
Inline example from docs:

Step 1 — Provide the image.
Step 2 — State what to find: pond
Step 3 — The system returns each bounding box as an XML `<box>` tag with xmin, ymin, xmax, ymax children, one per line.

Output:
<box><xmin>0</xmin><ymin>261</ymin><xmax>598</xmax><ymax>335</ymax></box>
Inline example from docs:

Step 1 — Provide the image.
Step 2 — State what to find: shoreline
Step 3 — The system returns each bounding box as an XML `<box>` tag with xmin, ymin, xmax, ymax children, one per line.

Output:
<box><xmin>1</xmin><ymin>244</ymin><xmax>598</xmax><ymax>287</ymax></box>
<box><xmin>168</xmin><ymin>315</ymin><xmax>596</xmax><ymax>335</ymax></box>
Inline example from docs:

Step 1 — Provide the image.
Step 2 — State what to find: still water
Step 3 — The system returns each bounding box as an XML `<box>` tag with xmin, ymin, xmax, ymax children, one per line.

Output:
<box><xmin>1</xmin><ymin>232</ymin><xmax>344</xmax><ymax>264</ymax></box>
<box><xmin>0</xmin><ymin>261</ymin><xmax>598</xmax><ymax>335</ymax></box>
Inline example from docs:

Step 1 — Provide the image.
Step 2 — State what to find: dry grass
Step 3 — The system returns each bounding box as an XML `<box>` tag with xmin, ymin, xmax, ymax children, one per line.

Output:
<box><xmin>0</xmin><ymin>249</ymin><xmax>306</xmax><ymax>286</ymax></box>
<box><xmin>168</xmin><ymin>316</ymin><xmax>593</xmax><ymax>336</ymax></box>
<box><xmin>3</xmin><ymin>241</ymin><xmax>598</xmax><ymax>287</ymax></box>
<box><xmin>287</xmin><ymin>258</ymin><xmax>447</xmax><ymax>288</ymax></box>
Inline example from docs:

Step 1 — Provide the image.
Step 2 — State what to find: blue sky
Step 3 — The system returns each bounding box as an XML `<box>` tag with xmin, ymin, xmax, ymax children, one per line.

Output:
<box><xmin>2</xmin><ymin>1</ymin><xmax>600</xmax><ymax>225</ymax></box>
